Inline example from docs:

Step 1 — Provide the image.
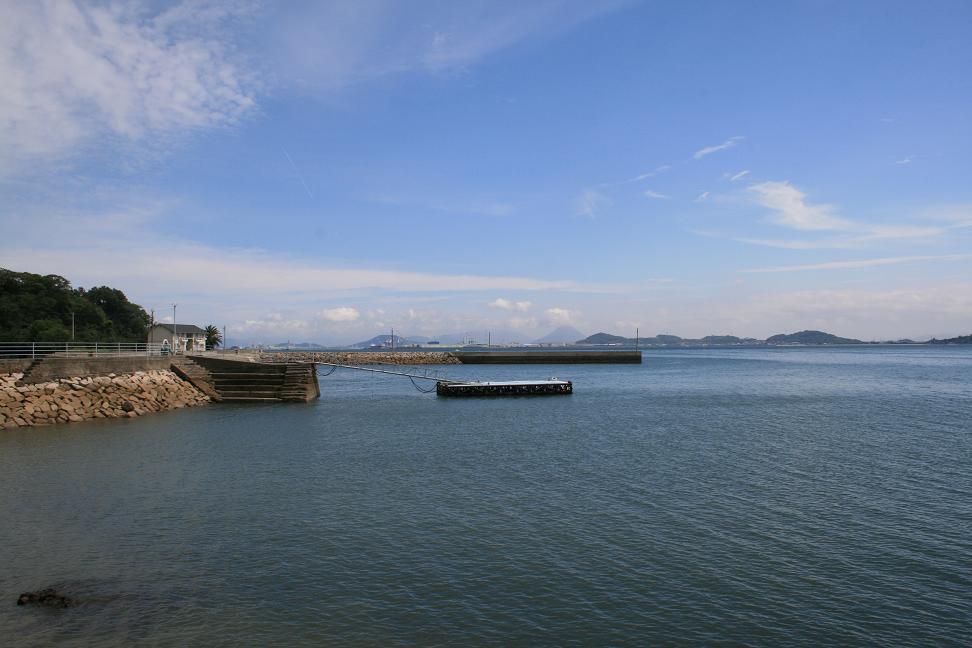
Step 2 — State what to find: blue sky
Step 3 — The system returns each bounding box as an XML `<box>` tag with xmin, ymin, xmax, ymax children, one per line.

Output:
<box><xmin>2</xmin><ymin>0</ymin><xmax>971</xmax><ymax>343</ymax></box>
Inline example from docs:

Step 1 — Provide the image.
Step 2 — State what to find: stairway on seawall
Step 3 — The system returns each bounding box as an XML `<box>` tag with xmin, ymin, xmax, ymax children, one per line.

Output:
<box><xmin>170</xmin><ymin>357</ymin><xmax>223</xmax><ymax>402</ymax></box>
<box><xmin>179</xmin><ymin>356</ymin><xmax>318</xmax><ymax>403</ymax></box>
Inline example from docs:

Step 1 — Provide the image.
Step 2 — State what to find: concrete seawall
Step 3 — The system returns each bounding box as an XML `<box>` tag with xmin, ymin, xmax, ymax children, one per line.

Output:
<box><xmin>16</xmin><ymin>356</ymin><xmax>173</xmax><ymax>384</ymax></box>
<box><xmin>259</xmin><ymin>351</ymin><xmax>461</xmax><ymax>365</ymax></box>
<box><xmin>259</xmin><ymin>350</ymin><xmax>642</xmax><ymax>364</ymax></box>
<box><xmin>1</xmin><ymin>370</ymin><xmax>208</xmax><ymax>429</ymax></box>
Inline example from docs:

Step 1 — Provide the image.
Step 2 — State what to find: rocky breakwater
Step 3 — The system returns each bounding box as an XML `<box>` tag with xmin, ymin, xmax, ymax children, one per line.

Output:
<box><xmin>259</xmin><ymin>351</ymin><xmax>461</xmax><ymax>365</ymax></box>
<box><xmin>0</xmin><ymin>370</ymin><xmax>209</xmax><ymax>429</ymax></box>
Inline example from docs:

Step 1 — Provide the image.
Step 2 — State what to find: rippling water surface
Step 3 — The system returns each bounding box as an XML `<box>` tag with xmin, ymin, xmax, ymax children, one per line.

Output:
<box><xmin>2</xmin><ymin>347</ymin><xmax>971</xmax><ymax>646</ymax></box>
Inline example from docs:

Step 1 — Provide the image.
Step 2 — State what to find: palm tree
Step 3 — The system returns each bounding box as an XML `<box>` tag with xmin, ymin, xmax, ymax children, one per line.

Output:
<box><xmin>204</xmin><ymin>324</ymin><xmax>222</xmax><ymax>350</ymax></box>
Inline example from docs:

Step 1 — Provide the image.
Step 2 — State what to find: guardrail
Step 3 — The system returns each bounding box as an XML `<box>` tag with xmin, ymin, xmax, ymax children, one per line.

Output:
<box><xmin>0</xmin><ymin>342</ymin><xmax>164</xmax><ymax>358</ymax></box>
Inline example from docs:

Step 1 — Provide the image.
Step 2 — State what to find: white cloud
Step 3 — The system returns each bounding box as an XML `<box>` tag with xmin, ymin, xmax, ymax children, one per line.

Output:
<box><xmin>747</xmin><ymin>181</ymin><xmax>853</xmax><ymax>231</ymax></box>
<box><xmin>0</xmin><ymin>1</ymin><xmax>256</xmax><ymax>172</ymax></box>
<box><xmin>644</xmin><ymin>190</ymin><xmax>670</xmax><ymax>200</ymax></box>
<box><xmin>743</xmin><ymin>254</ymin><xmax>969</xmax><ymax>273</ymax></box>
<box><xmin>575</xmin><ymin>188</ymin><xmax>610</xmax><ymax>218</ymax></box>
<box><xmin>545</xmin><ymin>307</ymin><xmax>574</xmax><ymax>324</ymax></box>
<box><xmin>489</xmin><ymin>298</ymin><xmax>531</xmax><ymax>312</ymax></box>
<box><xmin>896</xmin><ymin>157</ymin><xmax>912</xmax><ymax>165</ymax></box>
<box><xmin>726</xmin><ymin>170</ymin><xmax>750</xmax><ymax>182</ymax></box>
<box><xmin>693</xmin><ymin>136</ymin><xmax>744</xmax><ymax>160</ymax></box>
<box><xmin>738</xmin><ymin>182</ymin><xmax>965</xmax><ymax>246</ymax></box>
<box><xmin>318</xmin><ymin>307</ymin><xmax>360</xmax><ymax>322</ymax></box>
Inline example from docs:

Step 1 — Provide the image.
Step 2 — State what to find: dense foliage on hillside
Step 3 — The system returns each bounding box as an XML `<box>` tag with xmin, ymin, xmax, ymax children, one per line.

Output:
<box><xmin>0</xmin><ymin>268</ymin><xmax>150</xmax><ymax>342</ymax></box>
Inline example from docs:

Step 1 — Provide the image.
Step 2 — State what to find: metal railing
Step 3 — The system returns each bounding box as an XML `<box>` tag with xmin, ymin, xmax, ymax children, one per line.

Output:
<box><xmin>0</xmin><ymin>342</ymin><xmax>164</xmax><ymax>359</ymax></box>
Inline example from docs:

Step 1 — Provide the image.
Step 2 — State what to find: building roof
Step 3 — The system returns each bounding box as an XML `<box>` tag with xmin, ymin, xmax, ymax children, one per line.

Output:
<box><xmin>151</xmin><ymin>323</ymin><xmax>208</xmax><ymax>336</ymax></box>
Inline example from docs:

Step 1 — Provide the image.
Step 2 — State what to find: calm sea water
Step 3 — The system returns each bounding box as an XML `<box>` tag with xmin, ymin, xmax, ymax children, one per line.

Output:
<box><xmin>1</xmin><ymin>347</ymin><xmax>970</xmax><ymax>646</ymax></box>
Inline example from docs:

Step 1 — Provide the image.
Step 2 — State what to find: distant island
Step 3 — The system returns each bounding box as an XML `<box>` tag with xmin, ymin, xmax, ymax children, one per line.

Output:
<box><xmin>929</xmin><ymin>334</ymin><xmax>972</xmax><ymax>344</ymax></box>
<box><xmin>573</xmin><ymin>329</ymin><xmax>947</xmax><ymax>347</ymax></box>
<box><xmin>765</xmin><ymin>330</ymin><xmax>862</xmax><ymax>345</ymax></box>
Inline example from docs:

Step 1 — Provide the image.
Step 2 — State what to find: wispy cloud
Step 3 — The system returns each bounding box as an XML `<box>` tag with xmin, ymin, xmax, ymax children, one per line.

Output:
<box><xmin>598</xmin><ymin>165</ymin><xmax>671</xmax><ymax>188</ymax></box>
<box><xmin>271</xmin><ymin>2</ymin><xmax>627</xmax><ymax>92</ymax></box>
<box><xmin>726</xmin><ymin>169</ymin><xmax>750</xmax><ymax>182</ymax></box>
<box><xmin>896</xmin><ymin>156</ymin><xmax>913</xmax><ymax>165</ymax></box>
<box><xmin>693</xmin><ymin>136</ymin><xmax>744</xmax><ymax>160</ymax></box>
<box><xmin>489</xmin><ymin>298</ymin><xmax>532</xmax><ymax>312</ymax></box>
<box><xmin>0</xmin><ymin>1</ymin><xmax>257</xmax><ymax>172</ymax></box>
<box><xmin>743</xmin><ymin>254</ymin><xmax>969</xmax><ymax>273</ymax></box>
<box><xmin>747</xmin><ymin>181</ymin><xmax>853</xmax><ymax>231</ymax></box>
<box><xmin>732</xmin><ymin>237</ymin><xmax>859</xmax><ymax>250</ymax></box>
<box><xmin>644</xmin><ymin>190</ymin><xmax>670</xmax><ymax>200</ymax></box>
<box><xmin>575</xmin><ymin>188</ymin><xmax>610</xmax><ymax>218</ymax></box>
<box><xmin>726</xmin><ymin>223</ymin><xmax>950</xmax><ymax>251</ymax></box>
<box><xmin>282</xmin><ymin>147</ymin><xmax>314</xmax><ymax>199</ymax></box>
<box><xmin>695</xmin><ymin>191</ymin><xmax>710</xmax><ymax>202</ymax></box>
<box><xmin>738</xmin><ymin>181</ymin><xmax>967</xmax><ymax>247</ymax></box>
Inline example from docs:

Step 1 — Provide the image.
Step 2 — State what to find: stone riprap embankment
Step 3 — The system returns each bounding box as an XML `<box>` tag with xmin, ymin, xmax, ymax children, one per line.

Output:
<box><xmin>1</xmin><ymin>370</ymin><xmax>208</xmax><ymax>429</ymax></box>
<box><xmin>259</xmin><ymin>351</ymin><xmax>461</xmax><ymax>365</ymax></box>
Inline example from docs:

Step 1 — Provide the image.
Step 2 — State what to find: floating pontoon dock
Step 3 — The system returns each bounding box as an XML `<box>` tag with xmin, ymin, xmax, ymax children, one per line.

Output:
<box><xmin>314</xmin><ymin>361</ymin><xmax>573</xmax><ymax>397</ymax></box>
<box><xmin>436</xmin><ymin>379</ymin><xmax>572</xmax><ymax>397</ymax></box>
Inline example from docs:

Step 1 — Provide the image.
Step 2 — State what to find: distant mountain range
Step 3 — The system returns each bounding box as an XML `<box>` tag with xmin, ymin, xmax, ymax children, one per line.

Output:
<box><xmin>576</xmin><ymin>332</ymin><xmax>761</xmax><ymax>346</ymax></box>
<box><xmin>576</xmin><ymin>330</ymin><xmax>875</xmax><ymax>346</ymax></box>
<box><xmin>263</xmin><ymin>327</ymin><xmax>969</xmax><ymax>350</ymax></box>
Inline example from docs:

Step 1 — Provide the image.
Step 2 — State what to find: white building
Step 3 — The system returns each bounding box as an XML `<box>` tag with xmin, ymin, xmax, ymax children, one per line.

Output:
<box><xmin>147</xmin><ymin>323</ymin><xmax>208</xmax><ymax>353</ymax></box>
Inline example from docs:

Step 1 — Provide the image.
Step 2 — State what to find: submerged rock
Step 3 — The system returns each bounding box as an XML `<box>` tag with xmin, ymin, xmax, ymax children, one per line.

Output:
<box><xmin>16</xmin><ymin>589</ymin><xmax>76</xmax><ymax>608</ymax></box>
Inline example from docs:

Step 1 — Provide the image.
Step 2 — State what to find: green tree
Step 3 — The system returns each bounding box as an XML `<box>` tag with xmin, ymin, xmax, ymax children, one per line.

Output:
<box><xmin>205</xmin><ymin>325</ymin><xmax>222</xmax><ymax>350</ymax></box>
<box><xmin>0</xmin><ymin>268</ymin><xmax>151</xmax><ymax>342</ymax></box>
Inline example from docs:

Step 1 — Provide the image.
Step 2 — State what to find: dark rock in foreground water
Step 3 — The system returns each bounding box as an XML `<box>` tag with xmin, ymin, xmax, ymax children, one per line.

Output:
<box><xmin>16</xmin><ymin>589</ymin><xmax>75</xmax><ymax>608</ymax></box>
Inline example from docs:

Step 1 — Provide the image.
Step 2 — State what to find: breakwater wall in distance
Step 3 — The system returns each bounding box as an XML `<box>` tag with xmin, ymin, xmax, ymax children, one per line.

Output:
<box><xmin>259</xmin><ymin>351</ymin><xmax>462</xmax><ymax>365</ymax></box>
<box><xmin>260</xmin><ymin>350</ymin><xmax>643</xmax><ymax>365</ymax></box>
<box><xmin>0</xmin><ymin>370</ymin><xmax>209</xmax><ymax>429</ymax></box>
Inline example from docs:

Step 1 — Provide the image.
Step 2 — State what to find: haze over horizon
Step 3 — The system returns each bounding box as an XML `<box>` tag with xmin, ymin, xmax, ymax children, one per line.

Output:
<box><xmin>2</xmin><ymin>1</ymin><xmax>970</xmax><ymax>344</ymax></box>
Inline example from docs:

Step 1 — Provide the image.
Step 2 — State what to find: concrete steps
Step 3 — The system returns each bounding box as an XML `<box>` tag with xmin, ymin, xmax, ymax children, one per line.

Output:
<box><xmin>170</xmin><ymin>358</ymin><xmax>223</xmax><ymax>401</ymax></box>
<box><xmin>181</xmin><ymin>356</ymin><xmax>319</xmax><ymax>403</ymax></box>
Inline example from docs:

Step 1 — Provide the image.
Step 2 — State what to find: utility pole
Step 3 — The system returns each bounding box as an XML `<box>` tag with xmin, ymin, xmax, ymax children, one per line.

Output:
<box><xmin>391</xmin><ymin>327</ymin><xmax>395</xmax><ymax>350</ymax></box>
<box><xmin>223</xmin><ymin>325</ymin><xmax>226</xmax><ymax>351</ymax></box>
<box><xmin>488</xmin><ymin>331</ymin><xmax>491</xmax><ymax>348</ymax></box>
<box><xmin>70</xmin><ymin>311</ymin><xmax>75</xmax><ymax>341</ymax></box>
<box><xmin>172</xmin><ymin>304</ymin><xmax>178</xmax><ymax>354</ymax></box>
<box><xmin>636</xmin><ymin>327</ymin><xmax>639</xmax><ymax>350</ymax></box>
